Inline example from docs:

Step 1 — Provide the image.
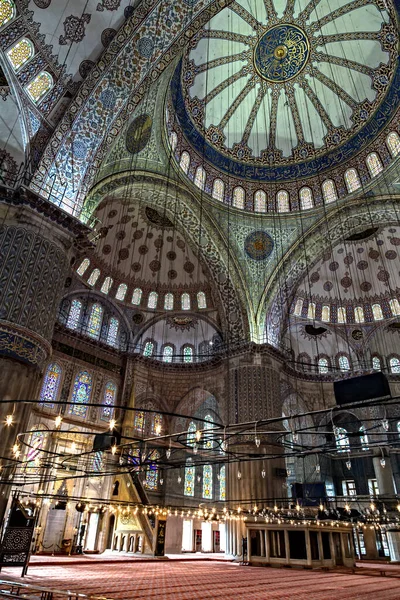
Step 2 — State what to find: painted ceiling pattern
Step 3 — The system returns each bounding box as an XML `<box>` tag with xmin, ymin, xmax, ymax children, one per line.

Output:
<box><xmin>174</xmin><ymin>0</ymin><xmax>397</xmax><ymax>180</ymax></box>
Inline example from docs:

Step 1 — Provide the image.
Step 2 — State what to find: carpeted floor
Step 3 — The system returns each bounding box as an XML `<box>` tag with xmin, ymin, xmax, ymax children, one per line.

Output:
<box><xmin>3</xmin><ymin>560</ymin><xmax>400</xmax><ymax>599</ymax></box>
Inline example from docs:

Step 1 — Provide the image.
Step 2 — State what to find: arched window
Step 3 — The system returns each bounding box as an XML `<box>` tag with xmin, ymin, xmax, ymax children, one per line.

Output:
<box><xmin>69</xmin><ymin>371</ymin><xmax>92</xmax><ymax>418</ymax></box>
<box><xmin>197</xmin><ymin>291</ymin><xmax>207</xmax><ymax>309</ymax></box>
<box><xmin>39</xmin><ymin>363</ymin><xmax>62</xmax><ymax>408</ymax></box>
<box><xmin>134</xmin><ymin>411</ymin><xmax>144</xmax><ymax>434</ymax></box>
<box><xmin>337</xmin><ymin>306</ymin><xmax>346</xmax><ymax>323</ymax></box>
<box><xmin>26</xmin><ymin>71</ymin><xmax>53</xmax><ymax>104</ymax></box>
<box><xmin>148</xmin><ymin>291</ymin><xmax>158</xmax><ymax>309</ymax></box>
<box><xmin>100</xmin><ymin>276</ymin><xmax>113</xmax><ymax>295</ymax></box>
<box><xmin>25</xmin><ymin>429</ymin><xmax>47</xmax><ymax>468</ymax></box>
<box><xmin>181</xmin><ymin>292</ymin><xmax>190</xmax><ymax>310</ymax></box>
<box><xmin>372</xmin><ymin>303</ymin><xmax>383</xmax><ymax>321</ymax></box>
<box><xmin>180</xmin><ymin>151</ymin><xmax>190</xmax><ymax>174</ymax></box>
<box><xmin>354</xmin><ymin>306</ymin><xmax>364</xmax><ymax>323</ymax></box>
<box><xmin>132</xmin><ymin>287</ymin><xmax>142</xmax><ymax>305</ymax></box>
<box><xmin>183</xmin><ymin>346</ymin><xmax>193</xmax><ymax>363</ymax></box>
<box><xmin>277</xmin><ymin>190</ymin><xmax>289</xmax><ymax>212</ymax></box>
<box><xmin>184</xmin><ymin>460</ymin><xmax>195</xmax><ymax>496</ymax></box>
<box><xmin>366</xmin><ymin>152</ymin><xmax>383</xmax><ymax>177</ymax></box>
<box><xmin>335</xmin><ymin>426</ymin><xmax>350</xmax><ymax>452</ymax></box>
<box><xmin>397</xmin><ymin>422</ymin><xmax>400</xmax><ymax>437</ymax></box>
<box><xmin>194</xmin><ymin>166</ymin><xmax>206</xmax><ymax>190</ymax></box>
<box><xmin>88</xmin><ymin>268</ymin><xmax>100</xmax><ymax>286</ymax></box>
<box><xmin>390</xmin><ymin>298</ymin><xmax>400</xmax><ymax>316</ymax></box>
<box><xmin>300</xmin><ymin>187</ymin><xmax>313</xmax><ymax>210</ymax></box>
<box><xmin>115</xmin><ymin>283</ymin><xmax>127</xmax><ymax>301</ymax></box>
<box><xmin>204</xmin><ymin>414</ymin><xmax>214</xmax><ymax>449</ymax></box>
<box><xmin>169</xmin><ymin>131</ymin><xmax>178</xmax><ymax>152</ymax></box>
<box><xmin>0</xmin><ymin>0</ymin><xmax>16</xmax><ymax>29</ymax></box>
<box><xmin>106</xmin><ymin>316</ymin><xmax>119</xmax><ymax>346</ymax></box>
<box><xmin>338</xmin><ymin>354</ymin><xmax>350</xmax><ymax>372</ymax></box>
<box><xmin>66</xmin><ymin>299</ymin><xmax>82</xmax><ymax>330</ymax></box>
<box><xmin>152</xmin><ymin>413</ymin><xmax>163</xmax><ymax>435</ymax></box>
<box><xmin>187</xmin><ymin>422</ymin><xmax>196</xmax><ymax>447</ymax></box>
<box><xmin>389</xmin><ymin>357</ymin><xmax>400</xmax><ymax>374</ymax></box>
<box><xmin>90</xmin><ymin>451</ymin><xmax>103</xmax><ymax>474</ymax></box>
<box><xmin>144</xmin><ymin>450</ymin><xmax>159</xmax><ymax>490</ymax></box>
<box><xmin>212</xmin><ymin>178</ymin><xmax>224</xmax><ymax>201</ymax></box>
<box><xmin>254</xmin><ymin>190</ymin><xmax>267</xmax><ymax>213</ymax></box>
<box><xmin>164</xmin><ymin>293</ymin><xmax>174</xmax><ymax>310</ymax></box>
<box><xmin>293</xmin><ymin>298</ymin><xmax>303</xmax><ymax>316</ymax></box>
<box><xmin>77</xmin><ymin>258</ymin><xmax>90</xmax><ymax>276</ymax></box>
<box><xmin>345</xmin><ymin>168</ymin><xmax>361</xmax><ymax>193</ymax></box>
<box><xmin>202</xmin><ymin>465</ymin><xmax>213</xmax><ymax>499</ymax></box>
<box><xmin>318</xmin><ymin>357</ymin><xmax>329</xmax><ymax>374</ymax></box>
<box><xmin>162</xmin><ymin>345</ymin><xmax>173</xmax><ymax>363</ymax></box>
<box><xmin>307</xmin><ymin>302</ymin><xmax>316</xmax><ymax>319</ymax></box>
<box><xmin>322</xmin><ymin>179</ymin><xmax>337</xmax><ymax>204</ymax></box>
<box><xmin>101</xmin><ymin>381</ymin><xmax>117</xmax><ymax>421</ymax></box>
<box><xmin>387</xmin><ymin>132</ymin><xmax>400</xmax><ymax>158</ymax></box>
<box><xmin>87</xmin><ymin>303</ymin><xmax>103</xmax><ymax>339</ymax></box>
<box><xmin>321</xmin><ymin>305</ymin><xmax>330</xmax><ymax>322</ymax></box>
<box><xmin>143</xmin><ymin>340</ymin><xmax>154</xmax><ymax>357</ymax></box>
<box><xmin>359</xmin><ymin>425</ymin><xmax>369</xmax><ymax>451</ymax></box>
<box><xmin>372</xmin><ymin>355</ymin><xmax>382</xmax><ymax>371</ymax></box>
<box><xmin>7</xmin><ymin>38</ymin><xmax>34</xmax><ymax>71</ymax></box>
<box><xmin>219</xmin><ymin>465</ymin><xmax>226</xmax><ymax>501</ymax></box>
<box><xmin>232</xmin><ymin>186</ymin><xmax>245</xmax><ymax>209</ymax></box>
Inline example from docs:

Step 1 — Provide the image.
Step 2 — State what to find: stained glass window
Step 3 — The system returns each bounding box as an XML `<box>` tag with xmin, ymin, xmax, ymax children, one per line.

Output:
<box><xmin>90</xmin><ymin>451</ymin><xmax>103</xmax><ymax>473</ymax></box>
<box><xmin>387</xmin><ymin>132</ymin><xmax>400</xmax><ymax>158</ymax></box>
<box><xmin>254</xmin><ymin>190</ymin><xmax>266</xmax><ymax>213</ymax></box>
<box><xmin>101</xmin><ymin>381</ymin><xmax>117</xmax><ymax>421</ymax></box>
<box><xmin>25</xmin><ymin>429</ymin><xmax>46</xmax><ymax>469</ymax></box>
<box><xmin>277</xmin><ymin>190</ymin><xmax>289</xmax><ymax>212</ymax></box>
<box><xmin>66</xmin><ymin>299</ymin><xmax>82</xmax><ymax>330</ymax></box>
<box><xmin>197</xmin><ymin>291</ymin><xmax>207</xmax><ymax>309</ymax></box>
<box><xmin>372</xmin><ymin>355</ymin><xmax>382</xmax><ymax>371</ymax></box>
<box><xmin>307</xmin><ymin>302</ymin><xmax>315</xmax><ymax>319</ymax></box>
<box><xmin>116</xmin><ymin>283</ymin><xmax>127</xmax><ymax>301</ymax></box>
<box><xmin>169</xmin><ymin>131</ymin><xmax>178</xmax><ymax>152</ymax></box>
<box><xmin>39</xmin><ymin>363</ymin><xmax>62</xmax><ymax>408</ymax></box>
<box><xmin>204</xmin><ymin>414</ymin><xmax>214</xmax><ymax>449</ymax></box>
<box><xmin>338</xmin><ymin>355</ymin><xmax>350</xmax><ymax>372</ymax></box>
<box><xmin>143</xmin><ymin>341</ymin><xmax>154</xmax><ymax>357</ymax></box>
<box><xmin>294</xmin><ymin>298</ymin><xmax>303</xmax><ymax>316</ymax></box>
<box><xmin>202</xmin><ymin>465</ymin><xmax>213</xmax><ymax>499</ymax></box>
<box><xmin>359</xmin><ymin>426</ymin><xmax>369</xmax><ymax>450</ymax></box>
<box><xmin>322</xmin><ymin>179</ymin><xmax>337</xmax><ymax>204</ymax></box>
<box><xmin>88</xmin><ymin>268</ymin><xmax>100</xmax><ymax>286</ymax></box>
<box><xmin>212</xmin><ymin>178</ymin><xmax>224</xmax><ymax>201</ymax></box>
<box><xmin>0</xmin><ymin>0</ymin><xmax>16</xmax><ymax>29</ymax></box>
<box><xmin>366</xmin><ymin>152</ymin><xmax>383</xmax><ymax>177</ymax></box>
<box><xmin>219</xmin><ymin>465</ymin><xmax>226</xmax><ymax>501</ymax></box>
<box><xmin>372</xmin><ymin>303</ymin><xmax>383</xmax><ymax>321</ymax></box>
<box><xmin>180</xmin><ymin>151</ymin><xmax>190</xmax><ymax>174</ymax></box>
<box><xmin>318</xmin><ymin>358</ymin><xmax>329</xmax><ymax>374</ymax></box>
<box><xmin>106</xmin><ymin>316</ymin><xmax>119</xmax><ymax>347</ymax></box>
<box><xmin>183</xmin><ymin>346</ymin><xmax>193</xmax><ymax>363</ymax></box>
<box><xmin>77</xmin><ymin>258</ymin><xmax>90</xmax><ymax>276</ymax></box>
<box><xmin>152</xmin><ymin>413</ymin><xmax>162</xmax><ymax>435</ymax></box>
<box><xmin>26</xmin><ymin>71</ymin><xmax>53</xmax><ymax>104</ymax></box>
<box><xmin>335</xmin><ymin>426</ymin><xmax>350</xmax><ymax>452</ymax></box>
<box><xmin>134</xmin><ymin>411</ymin><xmax>145</xmax><ymax>434</ymax></box>
<box><xmin>88</xmin><ymin>303</ymin><xmax>103</xmax><ymax>339</ymax></box>
<box><xmin>300</xmin><ymin>187</ymin><xmax>313</xmax><ymax>210</ymax></box>
<box><xmin>100</xmin><ymin>276</ymin><xmax>113</xmax><ymax>295</ymax></box>
<box><xmin>194</xmin><ymin>166</ymin><xmax>206</xmax><ymax>190</ymax></box>
<box><xmin>164</xmin><ymin>293</ymin><xmax>174</xmax><ymax>310</ymax></box>
<box><xmin>321</xmin><ymin>305</ymin><xmax>330</xmax><ymax>322</ymax></box>
<box><xmin>354</xmin><ymin>306</ymin><xmax>364</xmax><ymax>323</ymax></box>
<box><xmin>390</xmin><ymin>357</ymin><xmax>400</xmax><ymax>374</ymax></box>
<box><xmin>148</xmin><ymin>291</ymin><xmax>158</xmax><ymax>309</ymax></box>
<box><xmin>337</xmin><ymin>307</ymin><xmax>346</xmax><ymax>323</ymax></box>
<box><xmin>144</xmin><ymin>451</ymin><xmax>159</xmax><ymax>490</ymax></box>
<box><xmin>7</xmin><ymin>38</ymin><xmax>34</xmax><ymax>71</ymax></box>
<box><xmin>69</xmin><ymin>371</ymin><xmax>92</xmax><ymax>417</ymax></box>
<box><xmin>390</xmin><ymin>298</ymin><xmax>400</xmax><ymax>316</ymax></box>
<box><xmin>181</xmin><ymin>293</ymin><xmax>190</xmax><ymax>310</ymax></box>
<box><xmin>132</xmin><ymin>287</ymin><xmax>142</xmax><ymax>305</ymax></box>
<box><xmin>345</xmin><ymin>168</ymin><xmax>361</xmax><ymax>193</ymax></box>
<box><xmin>184</xmin><ymin>460</ymin><xmax>195</xmax><ymax>496</ymax></box>
<box><xmin>162</xmin><ymin>345</ymin><xmax>173</xmax><ymax>363</ymax></box>
<box><xmin>232</xmin><ymin>186</ymin><xmax>245</xmax><ymax>209</ymax></box>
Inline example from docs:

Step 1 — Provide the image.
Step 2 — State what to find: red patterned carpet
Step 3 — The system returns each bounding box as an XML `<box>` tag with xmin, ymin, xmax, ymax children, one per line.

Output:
<box><xmin>3</xmin><ymin>561</ymin><xmax>400</xmax><ymax>599</ymax></box>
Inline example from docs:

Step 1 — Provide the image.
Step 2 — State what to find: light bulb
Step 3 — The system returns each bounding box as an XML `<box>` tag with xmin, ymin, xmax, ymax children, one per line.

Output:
<box><xmin>55</xmin><ymin>415</ymin><xmax>62</xmax><ymax>428</ymax></box>
<box><xmin>253</xmin><ymin>505</ymin><xmax>258</xmax><ymax>513</ymax></box>
<box><xmin>155</xmin><ymin>424</ymin><xmax>161</xmax><ymax>435</ymax></box>
<box><xmin>237</xmin><ymin>470</ymin><xmax>242</xmax><ymax>480</ymax></box>
<box><xmin>197</xmin><ymin>475</ymin><xmax>201</xmax><ymax>483</ymax></box>
<box><xmin>14</xmin><ymin>449</ymin><xmax>20</xmax><ymax>459</ymax></box>
<box><xmin>382</xmin><ymin>419</ymin><xmax>389</xmax><ymax>431</ymax></box>
<box><xmin>380</xmin><ymin>457</ymin><xmax>386</xmax><ymax>468</ymax></box>
<box><xmin>71</xmin><ymin>442</ymin><xmax>76</xmax><ymax>453</ymax></box>
<box><xmin>160</xmin><ymin>478</ymin><xmax>164</xmax><ymax>485</ymax></box>
<box><xmin>296</xmin><ymin>503</ymin><xmax>300</xmax><ymax>511</ymax></box>
<box><xmin>6</xmin><ymin>415</ymin><xmax>13</xmax><ymax>427</ymax></box>
<box><xmin>315</xmin><ymin>464</ymin><xmax>320</xmax><ymax>473</ymax></box>
<box><xmin>177</xmin><ymin>475</ymin><xmax>182</xmax><ymax>484</ymax></box>
<box><xmin>255</xmin><ymin>437</ymin><xmax>260</xmax><ymax>448</ymax></box>
<box><xmin>319</xmin><ymin>504</ymin><xmax>324</xmax><ymax>511</ymax></box>
<box><xmin>193</xmin><ymin>443</ymin><xmax>198</xmax><ymax>454</ymax></box>
<box><xmin>345</xmin><ymin>503</ymin><xmax>350</xmax><ymax>512</ymax></box>
<box><xmin>346</xmin><ymin>459</ymin><xmax>351</xmax><ymax>470</ymax></box>
<box><xmin>292</xmin><ymin>431</ymin><xmax>299</xmax><ymax>444</ymax></box>
<box><xmin>274</xmin><ymin>505</ymin><xmax>278</xmax><ymax>512</ymax></box>
<box><xmin>195</xmin><ymin>430</ymin><xmax>202</xmax><ymax>442</ymax></box>
<box><xmin>261</xmin><ymin>469</ymin><xmax>266</xmax><ymax>479</ymax></box>
<box><xmin>370</xmin><ymin>503</ymin><xmax>375</xmax><ymax>511</ymax></box>
<box><xmin>166</xmin><ymin>448</ymin><xmax>171</xmax><ymax>459</ymax></box>
<box><xmin>12</xmin><ymin>443</ymin><xmax>19</xmax><ymax>455</ymax></box>
<box><xmin>111</xmin><ymin>445</ymin><xmax>117</xmax><ymax>455</ymax></box>
<box><xmin>109</xmin><ymin>419</ymin><xmax>116</xmax><ymax>431</ymax></box>
<box><xmin>221</xmin><ymin>440</ymin><xmax>227</xmax><ymax>452</ymax></box>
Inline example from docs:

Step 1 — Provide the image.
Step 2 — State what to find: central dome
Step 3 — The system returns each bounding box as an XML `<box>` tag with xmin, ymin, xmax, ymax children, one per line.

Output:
<box><xmin>254</xmin><ymin>24</ymin><xmax>310</xmax><ymax>83</ymax></box>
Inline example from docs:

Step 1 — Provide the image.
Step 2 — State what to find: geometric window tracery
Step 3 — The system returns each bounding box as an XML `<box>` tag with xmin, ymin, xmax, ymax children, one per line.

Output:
<box><xmin>148</xmin><ymin>291</ymin><xmax>158</xmax><ymax>309</ymax></box>
<box><xmin>300</xmin><ymin>187</ymin><xmax>313</xmax><ymax>210</ymax></box>
<box><xmin>7</xmin><ymin>38</ymin><xmax>34</xmax><ymax>71</ymax></box>
<box><xmin>183</xmin><ymin>345</ymin><xmax>193</xmax><ymax>363</ymax></box>
<box><xmin>66</xmin><ymin>299</ymin><xmax>82</xmax><ymax>330</ymax></box>
<box><xmin>143</xmin><ymin>340</ymin><xmax>154</xmax><ymax>357</ymax></box>
<box><xmin>181</xmin><ymin>293</ymin><xmax>190</xmax><ymax>310</ymax></box>
<box><xmin>184</xmin><ymin>460</ymin><xmax>195</xmax><ymax>496</ymax></box>
<box><xmin>307</xmin><ymin>302</ymin><xmax>315</xmax><ymax>319</ymax></box>
<box><xmin>39</xmin><ymin>362</ymin><xmax>62</xmax><ymax>408</ymax></box>
<box><xmin>162</xmin><ymin>345</ymin><xmax>173</xmax><ymax>363</ymax></box>
<box><xmin>335</xmin><ymin>426</ymin><xmax>350</xmax><ymax>453</ymax></box>
<box><xmin>318</xmin><ymin>357</ymin><xmax>329</xmax><ymax>374</ymax></box>
<box><xmin>387</xmin><ymin>132</ymin><xmax>400</xmax><ymax>158</ymax></box>
<box><xmin>254</xmin><ymin>190</ymin><xmax>267</xmax><ymax>213</ymax></box>
<box><xmin>337</xmin><ymin>307</ymin><xmax>346</xmax><ymax>323</ymax></box>
<box><xmin>25</xmin><ymin>429</ymin><xmax>47</xmax><ymax>469</ymax></box>
<box><xmin>194</xmin><ymin>166</ymin><xmax>206</xmax><ymax>190</ymax></box>
<box><xmin>197</xmin><ymin>291</ymin><xmax>206</xmax><ymax>309</ymax></box>
<box><xmin>322</xmin><ymin>179</ymin><xmax>337</xmax><ymax>204</ymax></box>
<box><xmin>345</xmin><ymin>168</ymin><xmax>361</xmax><ymax>193</ymax></box>
<box><xmin>69</xmin><ymin>371</ymin><xmax>92</xmax><ymax>418</ymax></box>
<box><xmin>106</xmin><ymin>316</ymin><xmax>119</xmax><ymax>346</ymax></box>
<box><xmin>202</xmin><ymin>464</ymin><xmax>213</xmax><ymax>499</ymax></box>
<box><xmin>0</xmin><ymin>0</ymin><xmax>16</xmax><ymax>29</ymax></box>
<box><xmin>116</xmin><ymin>283</ymin><xmax>127</xmax><ymax>301</ymax></box>
<box><xmin>212</xmin><ymin>178</ymin><xmax>224</xmax><ymax>201</ymax></box>
<box><xmin>277</xmin><ymin>190</ymin><xmax>289</xmax><ymax>212</ymax></box>
<box><xmin>100</xmin><ymin>276</ymin><xmax>113</xmax><ymax>295</ymax></box>
<box><xmin>338</xmin><ymin>354</ymin><xmax>350</xmax><ymax>372</ymax></box>
<box><xmin>372</xmin><ymin>355</ymin><xmax>382</xmax><ymax>371</ymax></box>
<box><xmin>88</xmin><ymin>268</ymin><xmax>101</xmax><ymax>286</ymax></box>
<box><xmin>88</xmin><ymin>303</ymin><xmax>103</xmax><ymax>339</ymax></box>
<box><xmin>187</xmin><ymin>421</ymin><xmax>196</xmax><ymax>447</ymax></box>
<box><xmin>389</xmin><ymin>357</ymin><xmax>400</xmax><ymax>374</ymax></box>
<box><xmin>354</xmin><ymin>306</ymin><xmax>364</xmax><ymax>323</ymax></box>
<box><xmin>372</xmin><ymin>303</ymin><xmax>383</xmax><ymax>321</ymax></box>
<box><xmin>132</xmin><ymin>287</ymin><xmax>142</xmax><ymax>305</ymax></box>
<box><xmin>144</xmin><ymin>450</ymin><xmax>159</xmax><ymax>490</ymax></box>
<box><xmin>77</xmin><ymin>258</ymin><xmax>90</xmax><ymax>276</ymax></box>
<box><xmin>101</xmin><ymin>381</ymin><xmax>117</xmax><ymax>421</ymax></box>
<box><xmin>219</xmin><ymin>465</ymin><xmax>226</xmax><ymax>501</ymax></box>
<box><xmin>164</xmin><ymin>292</ymin><xmax>174</xmax><ymax>310</ymax></box>
<box><xmin>366</xmin><ymin>152</ymin><xmax>383</xmax><ymax>178</ymax></box>
<box><xmin>26</xmin><ymin>70</ymin><xmax>53</xmax><ymax>103</ymax></box>
<box><xmin>233</xmin><ymin>186</ymin><xmax>245</xmax><ymax>209</ymax></box>
<box><xmin>321</xmin><ymin>305</ymin><xmax>330</xmax><ymax>322</ymax></box>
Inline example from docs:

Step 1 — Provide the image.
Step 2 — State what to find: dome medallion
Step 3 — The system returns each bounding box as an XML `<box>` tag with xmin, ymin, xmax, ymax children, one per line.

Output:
<box><xmin>254</xmin><ymin>24</ymin><xmax>310</xmax><ymax>83</ymax></box>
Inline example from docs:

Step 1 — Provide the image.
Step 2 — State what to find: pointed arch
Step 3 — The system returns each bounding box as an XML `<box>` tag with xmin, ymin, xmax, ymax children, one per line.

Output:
<box><xmin>39</xmin><ymin>363</ymin><xmax>62</xmax><ymax>408</ymax></box>
<box><xmin>69</xmin><ymin>371</ymin><xmax>92</xmax><ymax>418</ymax></box>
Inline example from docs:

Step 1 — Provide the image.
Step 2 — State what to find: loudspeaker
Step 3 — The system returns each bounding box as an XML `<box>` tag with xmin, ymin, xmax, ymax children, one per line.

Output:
<box><xmin>334</xmin><ymin>372</ymin><xmax>390</xmax><ymax>406</ymax></box>
<box><xmin>93</xmin><ymin>432</ymin><xmax>120</xmax><ymax>452</ymax></box>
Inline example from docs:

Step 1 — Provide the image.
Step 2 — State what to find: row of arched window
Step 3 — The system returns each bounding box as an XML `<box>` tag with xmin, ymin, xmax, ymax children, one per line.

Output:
<box><xmin>65</xmin><ymin>299</ymin><xmax>121</xmax><ymax>348</ymax></box>
<box><xmin>76</xmin><ymin>259</ymin><xmax>208</xmax><ymax>310</ymax></box>
<box><xmin>133</xmin><ymin>410</ymin><xmax>163</xmax><ymax>437</ymax></box>
<box><xmin>308</xmin><ymin>354</ymin><xmax>400</xmax><ymax>375</ymax></box>
<box><xmin>183</xmin><ymin>461</ymin><xmax>225</xmax><ymax>501</ymax></box>
<box><xmin>39</xmin><ymin>362</ymin><xmax>117</xmax><ymax>421</ymax></box>
<box><xmin>293</xmin><ymin>297</ymin><xmax>400</xmax><ymax>323</ymax></box>
<box><xmin>1</xmin><ymin>3</ymin><xmax>54</xmax><ymax>104</ymax></box>
<box><xmin>170</xmin><ymin>130</ymin><xmax>400</xmax><ymax>212</ymax></box>
<box><xmin>142</xmin><ymin>340</ymin><xmax>214</xmax><ymax>363</ymax></box>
